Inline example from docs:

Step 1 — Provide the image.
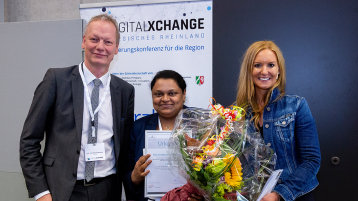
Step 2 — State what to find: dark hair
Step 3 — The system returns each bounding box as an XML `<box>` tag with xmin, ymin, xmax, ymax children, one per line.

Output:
<box><xmin>150</xmin><ymin>70</ymin><xmax>186</xmax><ymax>92</ymax></box>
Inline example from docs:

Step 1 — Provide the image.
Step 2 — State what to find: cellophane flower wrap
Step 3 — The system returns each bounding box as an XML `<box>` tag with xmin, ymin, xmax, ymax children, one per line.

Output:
<box><xmin>169</xmin><ymin>104</ymin><xmax>277</xmax><ymax>201</ymax></box>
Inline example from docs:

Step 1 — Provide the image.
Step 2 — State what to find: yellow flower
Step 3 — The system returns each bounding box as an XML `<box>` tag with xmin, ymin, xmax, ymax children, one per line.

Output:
<box><xmin>223</xmin><ymin>153</ymin><xmax>235</xmax><ymax>163</ymax></box>
<box><xmin>224</xmin><ymin>154</ymin><xmax>243</xmax><ymax>188</ymax></box>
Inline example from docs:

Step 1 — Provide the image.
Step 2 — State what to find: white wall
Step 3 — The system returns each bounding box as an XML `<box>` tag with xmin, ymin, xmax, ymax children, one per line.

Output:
<box><xmin>0</xmin><ymin>0</ymin><xmax>4</xmax><ymax>22</ymax></box>
<box><xmin>4</xmin><ymin>0</ymin><xmax>130</xmax><ymax>22</ymax></box>
<box><xmin>0</xmin><ymin>19</ymin><xmax>82</xmax><ymax>200</ymax></box>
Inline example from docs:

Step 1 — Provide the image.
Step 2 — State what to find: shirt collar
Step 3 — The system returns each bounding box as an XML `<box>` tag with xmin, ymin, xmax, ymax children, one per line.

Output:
<box><xmin>81</xmin><ymin>62</ymin><xmax>110</xmax><ymax>86</ymax></box>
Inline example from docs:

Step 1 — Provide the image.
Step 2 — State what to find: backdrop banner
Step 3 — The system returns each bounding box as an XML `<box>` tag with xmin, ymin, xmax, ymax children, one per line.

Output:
<box><xmin>80</xmin><ymin>0</ymin><xmax>212</xmax><ymax>120</ymax></box>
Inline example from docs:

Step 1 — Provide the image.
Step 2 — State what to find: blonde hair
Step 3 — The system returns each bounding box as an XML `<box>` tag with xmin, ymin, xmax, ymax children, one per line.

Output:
<box><xmin>236</xmin><ymin>41</ymin><xmax>286</xmax><ymax>127</ymax></box>
<box><xmin>84</xmin><ymin>14</ymin><xmax>120</xmax><ymax>46</ymax></box>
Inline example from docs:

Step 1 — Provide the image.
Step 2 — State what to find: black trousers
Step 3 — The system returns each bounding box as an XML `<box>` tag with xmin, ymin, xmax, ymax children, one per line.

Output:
<box><xmin>69</xmin><ymin>175</ymin><xmax>119</xmax><ymax>201</ymax></box>
<box><xmin>295</xmin><ymin>191</ymin><xmax>315</xmax><ymax>201</ymax></box>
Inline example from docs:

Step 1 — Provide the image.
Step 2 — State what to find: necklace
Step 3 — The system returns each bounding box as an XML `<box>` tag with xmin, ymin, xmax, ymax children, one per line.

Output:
<box><xmin>162</xmin><ymin>125</ymin><xmax>173</xmax><ymax>130</ymax></box>
<box><xmin>158</xmin><ymin>117</ymin><xmax>174</xmax><ymax>131</ymax></box>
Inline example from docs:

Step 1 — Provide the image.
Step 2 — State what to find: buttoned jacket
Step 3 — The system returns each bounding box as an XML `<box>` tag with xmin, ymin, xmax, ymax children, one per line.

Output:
<box><xmin>246</xmin><ymin>88</ymin><xmax>321</xmax><ymax>201</ymax></box>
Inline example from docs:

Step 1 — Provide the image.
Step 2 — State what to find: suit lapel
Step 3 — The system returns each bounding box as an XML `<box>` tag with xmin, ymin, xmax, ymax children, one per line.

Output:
<box><xmin>110</xmin><ymin>75</ymin><xmax>122</xmax><ymax>160</ymax></box>
<box><xmin>72</xmin><ymin>66</ymin><xmax>84</xmax><ymax>144</ymax></box>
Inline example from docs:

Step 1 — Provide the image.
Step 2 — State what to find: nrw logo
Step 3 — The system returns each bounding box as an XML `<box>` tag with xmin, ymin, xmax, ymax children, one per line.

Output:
<box><xmin>196</xmin><ymin>76</ymin><xmax>204</xmax><ymax>86</ymax></box>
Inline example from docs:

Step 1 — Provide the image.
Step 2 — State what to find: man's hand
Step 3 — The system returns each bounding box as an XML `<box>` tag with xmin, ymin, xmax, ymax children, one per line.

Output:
<box><xmin>37</xmin><ymin>194</ymin><xmax>52</xmax><ymax>201</ymax></box>
<box><xmin>131</xmin><ymin>154</ymin><xmax>152</xmax><ymax>185</ymax></box>
<box><xmin>261</xmin><ymin>192</ymin><xmax>281</xmax><ymax>201</ymax></box>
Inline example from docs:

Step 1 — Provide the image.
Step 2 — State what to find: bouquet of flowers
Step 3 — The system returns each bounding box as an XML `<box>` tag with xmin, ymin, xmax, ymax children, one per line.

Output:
<box><xmin>169</xmin><ymin>103</ymin><xmax>276</xmax><ymax>201</ymax></box>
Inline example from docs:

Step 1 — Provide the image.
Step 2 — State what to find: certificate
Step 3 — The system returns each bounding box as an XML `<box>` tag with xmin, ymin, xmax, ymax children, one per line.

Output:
<box><xmin>256</xmin><ymin>169</ymin><xmax>283</xmax><ymax>201</ymax></box>
<box><xmin>144</xmin><ymin>130</ymin><xmax>187</xmax><ymax>198</ymax></box>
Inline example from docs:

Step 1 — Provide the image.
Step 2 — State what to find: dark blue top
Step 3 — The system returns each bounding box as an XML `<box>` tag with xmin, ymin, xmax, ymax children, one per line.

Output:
<box><xmin>126</xmin><ymin>113</ymin><xmax>158</xmax><ymax>201</ymax></box>
<box><xmin>126</xmin><ymin>106</ymin><xmax>187</xmax><ymax>201</ymax></box>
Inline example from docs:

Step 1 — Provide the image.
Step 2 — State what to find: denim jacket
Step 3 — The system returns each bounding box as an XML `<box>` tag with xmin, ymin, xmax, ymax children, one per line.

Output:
<box><xmin>246</xmin><ymin>88</ymin><xmax>321</xmax><ymax>201</ymax></box>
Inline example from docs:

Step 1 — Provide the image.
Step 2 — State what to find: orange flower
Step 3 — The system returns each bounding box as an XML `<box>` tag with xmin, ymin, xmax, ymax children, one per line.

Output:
<box><xmin>192</xmin><ymin>156</ymin><xmax>204</xmax><ymax>171</ymax></box>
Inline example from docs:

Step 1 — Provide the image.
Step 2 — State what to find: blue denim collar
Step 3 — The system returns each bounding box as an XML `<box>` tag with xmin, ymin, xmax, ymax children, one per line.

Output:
<box><xmin>268</xmin><ymin>87</ymin><xmax>282</xmax><ymax>105</ymax></box>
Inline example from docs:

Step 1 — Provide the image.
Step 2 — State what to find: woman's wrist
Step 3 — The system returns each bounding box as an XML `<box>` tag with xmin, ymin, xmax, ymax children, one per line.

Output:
<box><xmin>272</xmin><ymin>192</ymin><xmax>281</xmax><ymax>200</ymax></box>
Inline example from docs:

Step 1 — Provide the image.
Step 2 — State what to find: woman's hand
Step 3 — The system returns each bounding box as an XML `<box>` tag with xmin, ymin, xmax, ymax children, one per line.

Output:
<box><xmin>131</xmin><ymin>154</ymin><xmax>152</xmax><ymax>185</ymax></box>
<box><xmin>261</xmin><ymin>192</ymin><xmax>281</xmax><ymax>201</ymax></box>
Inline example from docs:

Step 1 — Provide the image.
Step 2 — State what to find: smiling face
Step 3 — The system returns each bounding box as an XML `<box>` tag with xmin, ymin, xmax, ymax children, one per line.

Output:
<box><xmin>82</xmin><ymin>20</ymin><xmax>119</xmax><ymax>73</ymax></box>
<box><xmin>252</xmin><ymin>49</ymin><xmax>280</xmax><ymax>95</ymax></box>
<box><xmin>151</xmin><ymin>78</ymin><xmax>186</xmax><ymax>119</ymax></box>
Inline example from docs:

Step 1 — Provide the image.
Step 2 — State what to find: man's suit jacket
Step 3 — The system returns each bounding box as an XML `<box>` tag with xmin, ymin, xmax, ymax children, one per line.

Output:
<box><xmin>20</xmin><ymin>65</ymin><xmax>134</xmax><ymax>201</ymax></box>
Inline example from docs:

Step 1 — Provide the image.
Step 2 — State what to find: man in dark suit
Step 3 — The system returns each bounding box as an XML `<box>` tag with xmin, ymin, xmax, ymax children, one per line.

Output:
<box><xmin>20</xmin><ymin>14</ymin><xmax>134</xmax><ymax>201</ymax></box>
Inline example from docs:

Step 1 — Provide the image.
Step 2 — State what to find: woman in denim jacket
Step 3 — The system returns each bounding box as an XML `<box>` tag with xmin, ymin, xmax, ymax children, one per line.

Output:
<box><xmin>236</xmin><ymin>41</ymin><xmax>321</xmax><ymax>201</ymax></box>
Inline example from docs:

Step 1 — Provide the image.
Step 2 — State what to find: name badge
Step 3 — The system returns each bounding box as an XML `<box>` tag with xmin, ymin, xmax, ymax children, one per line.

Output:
<box><xmin>85</xmin><ymin>143</ymin><xmax>106</xmax><ymax>161</ymax></box>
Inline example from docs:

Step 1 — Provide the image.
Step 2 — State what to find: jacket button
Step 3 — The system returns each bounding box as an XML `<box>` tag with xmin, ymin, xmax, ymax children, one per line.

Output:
<box><xmin>265</xmin><ymin>124</ymin><xmax>269</xmax><ymax>128</ymax></box>
<box><xmin>77</xmin><ymin>149</ymin><xmax>80</xmax><ymax>154</ymax></box>
<box><xmin>266</xmin><ymin>107</ymin><xmax>271</xmax><ymax>111</ymax></box>
<box><xmin>73</xmin><ymin>173</ymin><xmax>76</xmax><ymax>177</ymax></box>
<box><xmin>282</xmin><ymin>121</ymin><xmax>286</xmax><ymax>125</ymax></box>
<box><xmin>267</xmin><ymin>143</ymin><xmax>271</xmax><ymax>147</ymax></box>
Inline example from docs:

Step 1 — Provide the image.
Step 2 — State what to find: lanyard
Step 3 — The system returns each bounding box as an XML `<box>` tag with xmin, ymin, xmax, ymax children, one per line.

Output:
<box><xmin>79</xmin><ymin>62</ymin><xmax>111</xmax><ymax>125</ymax></box>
